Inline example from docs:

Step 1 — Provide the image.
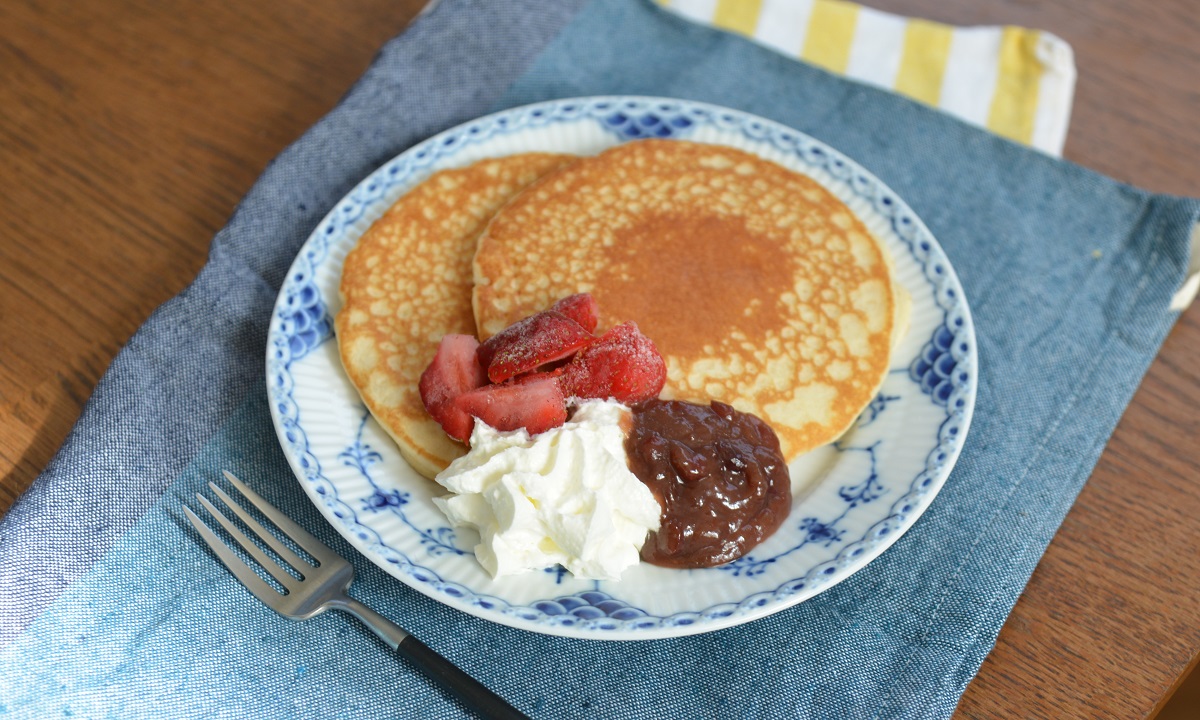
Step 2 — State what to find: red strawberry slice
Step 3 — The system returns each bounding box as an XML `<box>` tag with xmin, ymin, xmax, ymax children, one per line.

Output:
<box><xmin>418</xmin><ymin>334</ymin><xmax>488</xmax><ymax>443</ymax></box>
<box><xmin>557</xmin><ymin>322</ymin><xmax>666</xmax><ymax>405</ymax></box>
<box><xmin>477</xmin><ymin>310</ymin><xmax>593</xmax><ymax>384</ymax></box>
<box><xmin>550</xmin><ymin>293</ymin><xmax>599</xmax><ymax>333</ymax></box>
<box><xmin>455</xmin><ymin>374</ymin><xmax>567</xmax><ymax>435</ymax></box>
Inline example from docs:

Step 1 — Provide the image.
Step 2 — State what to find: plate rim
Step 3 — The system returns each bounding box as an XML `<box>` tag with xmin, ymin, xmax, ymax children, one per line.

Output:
<box><xmin>264</xmin><ymin>95</ymin><xmax>978</xmax><ymax>640</ymax></box>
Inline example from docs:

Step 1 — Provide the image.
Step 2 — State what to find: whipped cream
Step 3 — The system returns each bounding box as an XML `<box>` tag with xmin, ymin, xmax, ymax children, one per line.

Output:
<box><xmin>433</xmin><ymin>399</ymin><xmax>661</xmax><ymax>581</ymax></box>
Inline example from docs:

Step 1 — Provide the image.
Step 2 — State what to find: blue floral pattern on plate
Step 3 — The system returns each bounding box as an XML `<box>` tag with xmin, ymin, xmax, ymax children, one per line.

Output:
<box><xmin>340</xmin><ymin>410</ymin><xmax>465</xmax><ymax>558</ymax></box>
<box><xmin>265</xmin><ymin>97</ymin><xmax>977</xmax><ymax>640</ymax></box>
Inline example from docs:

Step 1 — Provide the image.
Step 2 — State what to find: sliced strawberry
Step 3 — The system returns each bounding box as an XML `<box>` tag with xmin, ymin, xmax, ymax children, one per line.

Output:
<box><xmin>455</xmin><ymin>374</ymin><xmax>567</xmax><ymax>435</ymax></box>
<box><xmin>550</xmin><ymin>293</ymin><xmax>599</xmax><ymax>333</ymax></box>
<box><xmin>557</xmin><ymin>322</ymin><xmax>666</xmax><ymax>404</ymax></box>
<box><xmin>418</xmin><ymin>334</ymin><xmax>488</xmax><ymax>443</ymax></box>
<box><xmin>477</xmin><ymin>310</ymin><xmax>593</xmax><ymax>384</ymax></box>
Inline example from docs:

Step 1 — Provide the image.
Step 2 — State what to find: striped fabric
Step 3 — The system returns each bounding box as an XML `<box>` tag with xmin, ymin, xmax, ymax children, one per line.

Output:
<box><xmin>661</xmin><ymin>0</ymin><xmax>1077</xmax><ymax>156</ymax></box>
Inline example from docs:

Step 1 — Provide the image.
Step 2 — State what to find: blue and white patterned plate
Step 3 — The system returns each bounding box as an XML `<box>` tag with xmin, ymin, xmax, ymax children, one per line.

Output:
<box><xmin>266</xmin><ymin>97</ymin><xmax>976</xmax><ymax>640</ymax></box>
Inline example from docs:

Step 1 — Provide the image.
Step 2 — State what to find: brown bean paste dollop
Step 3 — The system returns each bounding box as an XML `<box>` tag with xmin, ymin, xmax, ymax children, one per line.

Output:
<box><xmin>626</xmin><ymin>399</ymin><xmax>792</xmax><ymax>568</ymax></box>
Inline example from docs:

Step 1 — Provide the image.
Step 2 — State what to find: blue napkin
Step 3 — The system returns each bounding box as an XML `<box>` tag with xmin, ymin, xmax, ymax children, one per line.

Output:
<box><xmin>1</xmin><ymin>0</ymin><xmax>1195</xmax><ymax>717</ymax></box>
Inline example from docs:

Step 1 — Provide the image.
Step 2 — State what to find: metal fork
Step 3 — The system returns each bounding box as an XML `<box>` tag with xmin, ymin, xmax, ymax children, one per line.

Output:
<box><xmin>185</xmin><ymin>470</ymin><xmax>530</xmax><ymax>720</ymax></box>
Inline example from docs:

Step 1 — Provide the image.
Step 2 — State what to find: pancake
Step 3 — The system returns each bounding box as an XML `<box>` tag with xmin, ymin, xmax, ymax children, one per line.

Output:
<box><xmin>472</xmin><ymin>139</ymin><xmax>898</xmax><ymax>461</ymax></box>
<box><xmin>337</xmin><ymin>153</ymin><xmax>575</xmax><ymax>479</ymax></box>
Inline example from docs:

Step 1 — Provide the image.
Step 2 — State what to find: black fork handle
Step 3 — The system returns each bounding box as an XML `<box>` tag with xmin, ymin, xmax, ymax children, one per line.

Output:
<box><xmin>398</xmin><ymin>634</ymin><xmax>531</xmax><ymax>720</ymax></box>
<box><xmin>332</xmin><ymin>596</ymin><xmax>529</xmax><ymax>719</ymax></box>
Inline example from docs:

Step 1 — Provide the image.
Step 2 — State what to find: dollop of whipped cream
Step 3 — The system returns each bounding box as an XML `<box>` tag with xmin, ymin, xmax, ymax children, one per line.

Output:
<box><xmin>433</xmin><ymin>399</ymin><xmax>661</xmax><ymax>581</ymax></box>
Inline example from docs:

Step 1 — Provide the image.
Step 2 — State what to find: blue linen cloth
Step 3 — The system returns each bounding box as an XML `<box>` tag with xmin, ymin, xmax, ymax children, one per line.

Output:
<box><xmin>1</xmin><ymin>0</ymin><xmax>1196</xmax><ymax>717</ymax></box>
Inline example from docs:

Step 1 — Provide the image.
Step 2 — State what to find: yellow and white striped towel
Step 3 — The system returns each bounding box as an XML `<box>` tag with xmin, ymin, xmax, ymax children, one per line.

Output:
<box><xmin>660</xmin><ymin>0</ymin><xmax>1077</xmax><ymax>157</ymax></box>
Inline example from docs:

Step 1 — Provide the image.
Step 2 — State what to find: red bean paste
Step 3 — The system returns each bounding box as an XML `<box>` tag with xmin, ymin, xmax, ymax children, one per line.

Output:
<box><xmin>626</xmin><ymin>399</ymin><xmax>792</xmax><ymax>568</ymax></box>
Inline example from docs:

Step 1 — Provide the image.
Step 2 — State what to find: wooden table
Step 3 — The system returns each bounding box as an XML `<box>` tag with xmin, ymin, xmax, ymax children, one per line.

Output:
<box><xmin>2</xmin><ymin>1</ymin><xmax>1197</xmax><ymax>717</ymax></box>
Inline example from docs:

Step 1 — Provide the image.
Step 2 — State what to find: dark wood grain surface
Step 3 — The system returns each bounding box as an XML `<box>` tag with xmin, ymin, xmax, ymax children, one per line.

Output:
<box><xmin>1</xmin><ymin>1</ymin><xmax>1196</xmax><ymax>717</ymax></box>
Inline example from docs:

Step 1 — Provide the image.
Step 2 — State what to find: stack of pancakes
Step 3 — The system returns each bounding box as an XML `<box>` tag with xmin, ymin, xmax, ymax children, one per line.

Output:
<box><xmin>337</xmin><ymin>140</ymin><xmax>908</xmax><ymax>480</ymax></box>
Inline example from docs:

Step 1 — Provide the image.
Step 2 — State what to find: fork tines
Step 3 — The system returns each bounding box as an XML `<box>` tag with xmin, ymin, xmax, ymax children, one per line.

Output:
<box><xmin>184</xmin><ymin>471</ymin><xmax>333</xmax><ymax>603</ymax></box>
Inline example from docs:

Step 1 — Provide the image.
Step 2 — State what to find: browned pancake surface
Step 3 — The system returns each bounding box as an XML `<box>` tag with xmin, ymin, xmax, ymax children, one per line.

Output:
<box><xmin>337</xmin><ymin>153</ymin><xmax>574</xmax><ymax>479</ymax></box>
<box><xmin>473</xmin><ymin>140</ymin><xmax>895</xmax><ymax>460</ymax></box>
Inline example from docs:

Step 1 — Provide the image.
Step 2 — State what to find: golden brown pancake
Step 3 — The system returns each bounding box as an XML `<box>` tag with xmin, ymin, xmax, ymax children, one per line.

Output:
<box><xmin>473</xmin><ymin>139</ymin><xmax>897</xmax><ymax>461</ymax></box>
<box><xmin>337</xmin><ymin>153</ymin><xmax>575</xmax><ymax>479</ymax></box>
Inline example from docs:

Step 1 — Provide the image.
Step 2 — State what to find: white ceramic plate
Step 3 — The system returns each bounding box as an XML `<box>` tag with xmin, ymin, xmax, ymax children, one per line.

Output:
<box><xmin>266</xmin><ymin>97</ymin><xmax>977</xmax><ymax>640</ymax></box>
